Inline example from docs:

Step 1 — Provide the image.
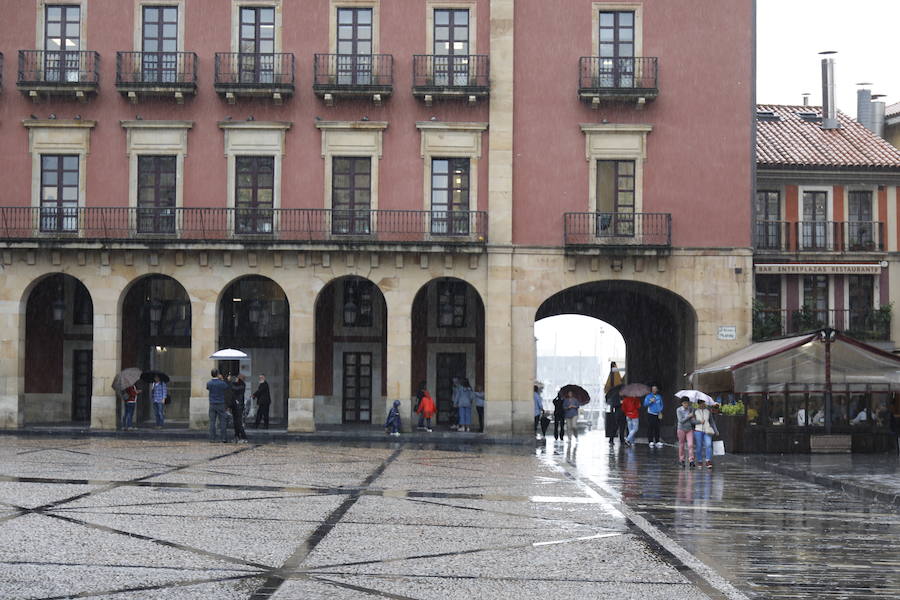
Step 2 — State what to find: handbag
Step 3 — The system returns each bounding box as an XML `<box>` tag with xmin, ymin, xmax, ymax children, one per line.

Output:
<box><xmin>712</xmin><ymin>440</ymin><xmax>726</xmax><ymax>456</ymax></box>
<box><xmin>164</xmin><ymin>395</ymin><xmax>171</xmax><ymax>405</ymax></box>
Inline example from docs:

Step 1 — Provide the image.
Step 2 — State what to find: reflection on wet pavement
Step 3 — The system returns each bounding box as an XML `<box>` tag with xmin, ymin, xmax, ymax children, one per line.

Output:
<box><xmin>552</xmin><ymin>432</ymin><xmax>900</xmax><ymax>599</ymax></box>
<box><xmin>0</xmin><ymin>433</ymin><xmax>895</xmax><ymax>599</ymax></box>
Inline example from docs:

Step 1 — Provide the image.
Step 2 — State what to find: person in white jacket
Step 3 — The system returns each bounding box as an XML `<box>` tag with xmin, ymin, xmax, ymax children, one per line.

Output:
<box><xmin>693</xmin><ymin>399</ymin><xmax>718</xmax><ymax>469</ymax></box>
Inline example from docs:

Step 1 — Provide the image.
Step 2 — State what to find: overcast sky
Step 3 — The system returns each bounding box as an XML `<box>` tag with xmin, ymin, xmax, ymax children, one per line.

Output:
<box><xmin>757</xmin><ymin>0</ymin><xmax>900</xmax><ymax>116</ymax></box>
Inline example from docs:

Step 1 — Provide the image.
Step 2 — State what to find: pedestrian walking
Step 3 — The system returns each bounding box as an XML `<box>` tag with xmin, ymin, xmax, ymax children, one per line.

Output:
<box><xmin>643</xmin><ymin>385</ymin><xmax>664</xmax><ymax>447</ymax></box>
<box><xmin>385</xmin><ymin>399</ymin><xmax>402</xmax><ymax>436</ymax></box>
<box><xmin>604</xmin><ymin>362</ymin><xmax>624</xmax><ymax>445</ymax></box>
<box><xmin>227</xmin><ymin>374</ymin><xmax>248</xmax><ymax>443</ymax></box>
<box><xmin>676</xmin><ymin>397</ymin><xmax>695</xmax><ymax>468</ymax></box>
<box><xmin>450</xmin><ymin>376</ymin><xmax>462</xmax><ymax>431</ymax></box>
<box><xmin>206</xmin><ymin>369</ymin><xmax>229</xmax><ymax>443</ymax></box>
<box><xmin>534</xmin><ymin>385</ymin><xmax>544</xmax><ymax>439</ymax></box>
<box><xmin>474</xmin><ymin>384</ymin><xmax>485</xmax><ymax>432</ymax></box>
<box><xmin>150</xmin><ymin>375</ymin><xmax>167</xmax><ymax>428</ymax></box>
<box><xmin>457</xmin><ymin>378</ymin><xmax>474</xmax><ymax>432</ymax></box>
<box><xmin>552</xmin><ymin>392</ymin><xmax>565</xmax><ymax>441</ymax></box>
<box><xmin>416</xmin><ymin>386</ymin><xmax>436</xmax><ymax>432</ymax></box>
<box><xmin>415</xmin><ymin>380</ymin><xmax>428</xmax><ymax>430</ymax></box>
<box><xmin>252</xmin><ymin>374</ymin><xmax>271</xmax><ymax>429</ymax></box>
<box><xmin>622</xmin><ymin>395</ymin><xmax>640</xmax><ymax>446</ymax></box>
<box><xmin>563</xmin><ymin>390</ymin><xmax>580</xmax><ymax>443</ymax></box>
<box><xmin>122</xmin><ymin>384</ymin><xmax>140</xmax><ymax>431</ymax></box>
<box><xmin>693</xmin><ymin>398</ymin><xmax>718</xmax><ymax>469</ymax></box>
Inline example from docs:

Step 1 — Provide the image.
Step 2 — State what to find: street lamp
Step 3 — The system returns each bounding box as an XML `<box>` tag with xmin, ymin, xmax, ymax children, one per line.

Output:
<box><xmin>51</xmin><ymin>298</ymin><xmax>65</xmax><ymax>322</ymax></box>
<box><xmin>148</xmin><ymin>298</ymin><xmax>164</xmax><ymax>324</ymax></box>
<box><xmin>343</xmin><ymin>297</ymin><xmax>358</xmax><ymax>326</ymax></box>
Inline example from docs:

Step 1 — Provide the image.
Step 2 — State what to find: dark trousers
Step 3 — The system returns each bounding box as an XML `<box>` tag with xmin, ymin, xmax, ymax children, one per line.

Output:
<box><xmin>534</xmin><ymin>415</ymin><xmax>541</xmax><ymax>433</ymax></box>
<box><xmin>232</xmin><ymin>410</ymin><xmax>247</xmax><ymax>440</ymax></box>
<box><xmin>553</xmin><ymin>413</ymin><xmax>565</xmax><ymax>440</ymax></box>
<box><xmin>476</xmin><ymin>406</ymin><xmax>484</xmax><ymax>432</ymax></box>
<box><xmin>647</xmin><ymin>413</ymin><xmax>661</xmax><ymax>443</ymax></box>
<box><xmin>255</xmin><ymin>403</ymin><xmax>270</xmax><ymax>429</ymax></box>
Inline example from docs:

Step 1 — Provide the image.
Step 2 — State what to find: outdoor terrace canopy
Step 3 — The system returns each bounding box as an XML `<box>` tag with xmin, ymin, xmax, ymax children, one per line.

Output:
<box><xmin>690</xmin><ymin>331</ymin><xmax>900</xmax><ymax>393</ymax></box>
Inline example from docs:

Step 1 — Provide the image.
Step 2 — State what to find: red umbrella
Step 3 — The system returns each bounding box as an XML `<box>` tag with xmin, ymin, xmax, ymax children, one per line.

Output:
<box><xmin>558</xmin><ymin>384</ymin><xmax>591</xmax><ymax>406</ymax></box>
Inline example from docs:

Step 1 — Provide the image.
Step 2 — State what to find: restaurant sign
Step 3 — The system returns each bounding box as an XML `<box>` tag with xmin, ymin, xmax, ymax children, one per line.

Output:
<box><xmin>754</xmin><ymin>263</ymin><xmax>882</xmax><ymax>275</ymax></box>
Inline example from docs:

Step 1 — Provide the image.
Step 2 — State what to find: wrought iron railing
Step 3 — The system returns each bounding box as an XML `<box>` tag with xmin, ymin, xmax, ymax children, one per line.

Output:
<box><xmin>214</xmin><ymin>53</ymin><xmax>295</xmax><ymax>89</ymax></box>
<box><xmin>412</xmin><ymin>54</ymin><xmax>489</xmax><ymax>91</ymax></box>
<box><xmin>116</xmin><ymin>51</ymin><xmax>197</xmax><ymax>87</ymax></box>
<box><xmin>578</xmin><ymin>56</ymin><xmax>658</xmax><ymax>93</ymax></box>
<box><xmin>18</xmin><ymin>50</ymin><xmax>100</xmax><ymax>86</ymax></box>
<box><xmin>753</xmin><ymin>307</ymin><xmax>891</xmax><ymax>341</ymax></box>
<box><xmin>0</xmin><ymin>207</ymin><xmax>488</xmax><ymax>244</ymax></box>
<box><xmin>754</xmin><ymin>221</ymin><xmax>885</xmax><ymax>252</ymax></box>
<box><xmin>564</xmin><ymin>212</ymin><xmax>671</xmax><ymax>247</ymax></box>
<box><xmin>313</xmin><ymin>53</ymin><xmax>393</xmax><ymax>90</ymax></box>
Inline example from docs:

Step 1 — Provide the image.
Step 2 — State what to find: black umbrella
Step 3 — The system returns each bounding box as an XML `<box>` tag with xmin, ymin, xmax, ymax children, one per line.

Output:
<box><xmin>140</xmin><ymin>370</ymin><xmax>170</xmax><ymax>383</ymax></box>
<box><xmin>558</xmin><ymin>384</ymin><xmax>591</xmax><ymax>406</ymax></box>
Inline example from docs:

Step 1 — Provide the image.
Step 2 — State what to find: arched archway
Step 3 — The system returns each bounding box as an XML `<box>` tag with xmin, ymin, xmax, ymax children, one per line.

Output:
<box><xmin>411</xmin><ymin>277</ymin><xmax>485</xmax><ymax>429</ymax></box>
<box><xmin>218</xmin><ymin>276</ymin><xmax>289</xmax><ymax>426</ymax></box>
<box><xmin>314</xmin><ymin>276</ymin><xmax>387</xmax><ymax>425</ymax></box>
<box><xmin>120</xmin><ymin>275</ymin><xmax>191</xmax><ymax>427</ymax></box>
<box><xmin>23</xmin><ymin>273</ymin><xmax>93</xmax><ymax>424</ymax></box>
<box><xmin>535</xmin><ymin>281</ymin><xmax>696</xmax><ymax>429</ymax></box>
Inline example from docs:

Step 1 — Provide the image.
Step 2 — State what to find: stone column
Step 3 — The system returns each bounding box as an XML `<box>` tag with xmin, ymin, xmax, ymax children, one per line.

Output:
<box><xmin>385</xmin><ymin>288</ymin><xmax>413</xmax><ymax>432</ymax></box>
<box><xmin>0</xmin><ymin>284</ymin><xmax>23</xmax><ymax>429</ymax></box>
<box><xmin>188</xmin><ymin>288</ymin><xmax>217</xmax><ymax>430</ymax></box>
<box><xmin>484</xmin><ymin>250</ymin><xmax>514</xmax><ymax>435</ymax></box>
<box><xmin>90</xmin><ymin>289</ymin><xmax>120</xmax><ymax>430</ymax></box>
<box><xmin>287</xmin><ymin>282</ymin><xmax>316</xmax><ymax>432</ymax></box>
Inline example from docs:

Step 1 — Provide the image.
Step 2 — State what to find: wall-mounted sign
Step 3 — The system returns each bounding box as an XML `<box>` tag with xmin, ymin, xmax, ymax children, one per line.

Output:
<box><xmin>717</xmin><ymin>326</ymin><xmax>737</xmax><ymax>340</ymax></box>
<box><xmin>754</xmin><ymin>263</ymin><xmax>881</xmax><ymax>275</ymax></box>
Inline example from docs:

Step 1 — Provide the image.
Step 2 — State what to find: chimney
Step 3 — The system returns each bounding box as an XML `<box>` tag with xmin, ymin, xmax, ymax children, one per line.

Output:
<box><xmin>820</xmin><ymin>52</ymin><xmax>840</xmax><ymax>130</ymax></box>
<box><xmin>802</xmin><ymin>93</ymin><xmax>811</xmax><ymax>106</ymax></box>
<box><xmin>872</xmin><ymin>94</ymin><xmax>886</xmax><ymax>138</ymax></box>
<box><xmin>857</xmin><ymin>85</ymin><xmax>873</xmax><ymax>131</ymax></box>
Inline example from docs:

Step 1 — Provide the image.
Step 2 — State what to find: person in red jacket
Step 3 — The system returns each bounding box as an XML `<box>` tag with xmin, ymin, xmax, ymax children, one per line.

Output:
<box><xmin>622</xmin><ymin>395</ymin><xmax>641</xmax><ymax>447</ymax></box>
<box><xmin>416</xmin><ymin>388</ymin><xmax>437</xmax><ymax>432</ymax></box>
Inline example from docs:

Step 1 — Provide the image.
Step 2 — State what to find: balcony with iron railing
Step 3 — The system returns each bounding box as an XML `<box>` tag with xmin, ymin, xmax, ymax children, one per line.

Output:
<box><xmin>313</xmin><ymin>54</ymin><xmax>393</xmax><ymax>105</ymax></box>
<box><xmin>754</xmin><ymin>221</ymin><xmax>885</xmax><ymax>253</ymax></box>
<box><xmin>17</xmin><ymin>50</ymin><xmax>100</xmax><ymax>99</ymax></box>
<box><xmin>578</xmin><ymin>56</ymin><xmax>658</xmax><ymax>107</ymax></box>
<box><xmin>116</xmin><ymin>51</ymin><xmax>197</xmax><ymax>102</ymax></box>
<box><xmin>213</xmin><ymin>53</ymin><xmax>295</xmax><ymax>104</ymax></box>
<box><xmin>753</xmin><ymin>306</ymin><xmax>892</xmax><ymax>342</ymax></box>
<box><xmin>0</xmin><ymin>206</ymin><xmax>487</xmax><ymax>249</ymax></box>
<box><xmin>564</xmin><ymin>212</ymin><xmax>671</xmax><ymax>251</ymax></box>
<box><xmin>412</xmin><ymin>54</ymin><xmax>489</xmax><ymax>105</ymax></box>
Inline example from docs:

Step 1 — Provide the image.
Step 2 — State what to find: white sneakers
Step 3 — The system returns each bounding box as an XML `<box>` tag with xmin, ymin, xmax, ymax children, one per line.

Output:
<box><xmin>650</xmin><ymin>441</ymin><xmax>664</xmax><ymax>447</ymax></box>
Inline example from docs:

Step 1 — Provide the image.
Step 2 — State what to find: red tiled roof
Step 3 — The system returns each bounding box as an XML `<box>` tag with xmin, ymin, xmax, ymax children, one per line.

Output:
<box><xmin>756</xmin><ymin>104</ymin><xmax>900</xmax><ymax>169</ymax></box>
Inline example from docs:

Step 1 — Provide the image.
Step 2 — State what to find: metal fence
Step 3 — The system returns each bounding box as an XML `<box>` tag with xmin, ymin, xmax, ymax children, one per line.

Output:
<box><xmin>214</xmin><ymin>53</ymin><xmax>295</xmax><ymax>88</ymax></box>
<box><xmin>116</xmin><ymin>51</ymin><xmax>197</xmax><ymax>87</ymax></box>
<box><xmin>18</xmin><ymin>50</ymin><xmax>100</xmax><ymax>85</ymax></box>
<box><xmin>753</xmin><ymin>308</ymin><xmax>891</xmax><ymax>341</ymax></box>
<box><xmin>0</xmin><ymin>207</ymin><xmax>488</xmax><ymax>245</ymax></box>
<box><xmin>412</xmin><ymin>54</ymin><xmax>489</xmax><ymax>91</ymax></box>
<box><xmin>578</xmin><ymin>56</ymin><xmax>658</xmax><ymax>92</ymax></box>
<box><xmin>754</xmin><ymin>221</ymin><xmax>885</xmax><ymax>252</ymax></box>
<box><xmin>564</xmin><ymin>212</ymin><xmax>671</xmax><ymax>247</ymax></box>
<box><xmin>313</xmin><ymin>54</ymin><xmax>393</xmax><ymax>90</ymax></box>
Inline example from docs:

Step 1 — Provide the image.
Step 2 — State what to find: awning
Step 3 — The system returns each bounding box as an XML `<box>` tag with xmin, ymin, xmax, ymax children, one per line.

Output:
<box><xmin>691</xmin><ymin>331</ymin><xmax>900</xmax><ymax>393</ymax></box>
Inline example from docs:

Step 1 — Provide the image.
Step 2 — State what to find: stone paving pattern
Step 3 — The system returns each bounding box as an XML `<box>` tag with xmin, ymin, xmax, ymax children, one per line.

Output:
<box><xmin>0</xmin><ymin>435</ymin><xmax>709</xmax><ymax>600</ymax></box>
<box><xmin>1</xmin><ymin>432</ymin><xmax>899</xmax><ymax>599</ymax></box>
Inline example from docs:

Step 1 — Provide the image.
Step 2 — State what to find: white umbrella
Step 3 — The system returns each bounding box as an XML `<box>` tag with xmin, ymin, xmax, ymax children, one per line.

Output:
<box><xmin>675</xmin><ymin>389</ymin><xmax>716</xmax><ymax>405</ymax></box>
<box><xmin>209</xmin><ymin>348</ymin><xmax>248</xmax><ymax>359</ymax></box>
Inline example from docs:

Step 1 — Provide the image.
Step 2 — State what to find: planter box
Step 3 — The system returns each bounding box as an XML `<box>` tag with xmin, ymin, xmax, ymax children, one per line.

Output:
<box><xmin>716</xmin><ymin>414</ymin><xmax>746</xmax><ymax>453</ymax></box>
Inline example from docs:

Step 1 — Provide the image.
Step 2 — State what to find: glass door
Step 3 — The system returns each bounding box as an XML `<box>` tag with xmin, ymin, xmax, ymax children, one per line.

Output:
<box><xmin>239</xmin><ymin>7</ymin><xmax>275</xmax><ymax>84</ymax></box>
<box><xmin>336</xmin><ymin>7</ymin><xmax>372</xmax><ymax>85</ymax></box>
<box><xmin>45</xmin><ymin>5</ymin><xmax>81</xmax><ymax>82</ymax></box>
<box><xmin>342</xmin><ymin>352</ymin><xmax>372</xmax><ymax>423</ymax></box>
<box><xmin>598</xmin><ymin>11</ymin><xmax>634</xmax><ymax>88</ymax></box>
<box><xmin>434</xmin><ymin>9</ymin><xmax>469</xmax><ymax>86</ymax></box>
<box><xmin>142</xmin><ymin>6</ymin><xmax>178</xmax><ymax>83</ymax></box>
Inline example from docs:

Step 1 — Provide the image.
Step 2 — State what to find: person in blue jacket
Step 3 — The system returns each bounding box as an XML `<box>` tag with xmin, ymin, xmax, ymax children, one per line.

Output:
<box><xmin>643</xmin><ymin>385</ymin><xmax>664</xmax><ymax>447</ymax></box>
<box><xmin>385</xmin><ymin>399</ymin><xmax>402</xmax><ymax>436</ymax></box>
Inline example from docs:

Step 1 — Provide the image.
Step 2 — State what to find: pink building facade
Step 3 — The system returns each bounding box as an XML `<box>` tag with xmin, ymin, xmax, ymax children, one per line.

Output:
<box><xmin>0</xmin><ymin>0</ymin><xmax>754</xmax><ymax>434</ymax></box>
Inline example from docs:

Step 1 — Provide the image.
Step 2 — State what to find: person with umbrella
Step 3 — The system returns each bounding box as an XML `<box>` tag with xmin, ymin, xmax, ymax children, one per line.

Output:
<box><xmin>112</xmin><ymin>368</ymin><xmax>142</xmax><ymax>431</ymax></box>
<box><xmin>149</xmin><ymin>373</ymin><xmax>168</xmax><ymax>428</ymax></box>
<box><xmin>206</xmin><ymin>369</ymin><xmax>229</xmax><ymax>443</ymax></box>
<box><xmin>122</xmin><ymin>384</ymin><xmax>140</xmax><ymax>431</ymax></box>
<box><xmin>563</xmin><ymin>389</ymin><xmax>581</xmax><ymax>444</ymax></box>
<box><xmin>604</xmin><ymin>362</ymin><xmax>625</xmax><ymax>446</ymax></box>
<box><xmin>622</xmin><ymin>393</ymin><xmax>641</xmax><ymax>447</ymax></box>
<box><xmin>693</xmin><ymin>397</ymin><xmax>718</xmax><ymax>469</ymax></box>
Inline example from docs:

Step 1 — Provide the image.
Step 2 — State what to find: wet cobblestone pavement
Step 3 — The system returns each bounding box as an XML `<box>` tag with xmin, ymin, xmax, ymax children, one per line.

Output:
<box><xmin>0</xmin><ymin>433</ymin><xmax>896</xmax><ymax>599</ymax></box>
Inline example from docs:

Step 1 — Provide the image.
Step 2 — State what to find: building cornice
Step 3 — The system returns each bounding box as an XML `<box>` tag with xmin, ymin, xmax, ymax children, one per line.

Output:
<box><xmin>23</xmin><ymin>119</ymin><xmax>96</xmax><ymax>128</ymax></box>
<box><xmin>315</xmin><ymin>120</ymin><xmax>388</xmax><ymax>131</ymax></box>
<box><xmin>217</xmin><ymin>121</ymin><xmax>292</xmax><ymax>130</ymax></box>
<box><xmin>415</xmin><ymin>121</ymin><xmax>488</xmax><ymax>131</ymax></box>
<box><xmin>121</xmin><ymin>120</ymin><xmax>193</xmax><ymax>129</ymax></box>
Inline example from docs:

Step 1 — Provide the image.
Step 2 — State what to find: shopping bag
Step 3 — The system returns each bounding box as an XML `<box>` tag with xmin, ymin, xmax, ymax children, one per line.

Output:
<box><xmin>712</xmin><ymin>440</ymin><xmax>726</xmax><ymax>456</ymax></box>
